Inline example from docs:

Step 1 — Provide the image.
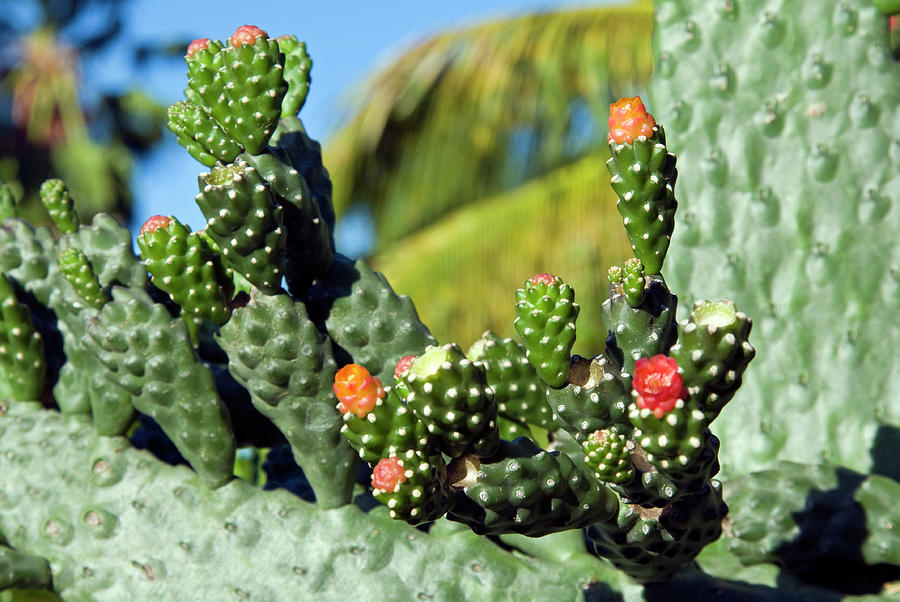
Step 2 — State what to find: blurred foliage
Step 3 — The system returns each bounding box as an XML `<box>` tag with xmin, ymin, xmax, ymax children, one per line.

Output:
<box><xmin>0</xmin><ymin>0</ymin><xmax>171</xmax><ymax>227</ymax></box>
<box><xmin>325</xmin><ymin>0</ymin><xmax>653</xmax><ymax>351</ymax></box>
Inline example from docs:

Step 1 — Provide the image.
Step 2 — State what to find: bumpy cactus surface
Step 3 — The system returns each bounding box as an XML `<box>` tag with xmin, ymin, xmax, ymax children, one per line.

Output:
<box><xmin>0</xmin><ymin>8</ymin><xmax>897</xmax><ymax>600</ymax></box>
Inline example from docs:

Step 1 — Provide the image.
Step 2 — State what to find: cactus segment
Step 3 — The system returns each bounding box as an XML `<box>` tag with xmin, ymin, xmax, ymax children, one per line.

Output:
<box><xmin>137</xmin><ymin>214</ymin><xmax>231</xmax><ymax>324</ymax></box>
<box><xmin>547</xmin><ymin>354</ymin><xmax>630</xmax><ymax>443</ymax></box>
<box><xmin>58</xmin><ymin>247</ymin><xmax>109</xmax><ymax>310</ymax></box>
<box><xmin>605</xmin><ymin>98</ymin><xmax>677</xmax><ymax>275</ymax></box>
<box><xmin>581</xmin><ymin>427</ymin><xmax>635</xmax><ymax>484</ymax></box>
<box><xmin>372</xmin><ymin>450</ymin><xmax>454</xmax><ymax>524</ymax></box>
<box><xmin>601</xmin><ymin>274</ymin><xmax>677</xmax><ymax>374</ymax></box>
<box><xmin>513</xmin><ymin>273</ymin><xmax>579</xmax><ymax>388</ymax></box>
<box><xmin>39</xmin><ymin>178</ymin><xmax>79</xmax><ymax>234</ymax></box>
<box><xmin>467</xmin><ymin>330</ymin><xmax>557</xmax><ymax>430</ymax></box>
<box><xmin>0</xmin><ymin>544</ymin><xmax>52</xmax><ymax>590</ymax></box>
<box><xmin>167</xmin><ymin>100</ymin><xmax>241</xmax><ymax>167</ymax></box>
<box><xmin>215</xmin><ymin>29</ymin><xmax>287</xmax><ymax>154</ymax></box>
<box><xmin>88</xmin><ymin>369</ymin><xmax>135</xmax><ymax>436</ymax></box>
<box><xmin>669</xmin><ymin>300</ymin><xmax>755</xmax><ymax>422</ymax></box>
<box><xmin>340</xmin><ymin>386</ymin><xmax>428</xmax><ymax>464</ymax></box>
<box><xmin>628</xmin><ymin>398</ymin><xmax>708</xmax><ymax>471</ymax></box>
<box><xmin>0</xmin><ymin>273</ymin><xmax>45</xmax><ymax>401</ymax></box>
<box><xmin>0</xmin><ymin>179</ymin><xmax>17</xmax><ymax>221</ymax></box>
<box><xmin>398</xmin><ymin>343</ymin><xmax>499</xmax><ymax>458</ymax></box>
<box><xmin>277</xmin><ymin>35</ymin><xmax>313</xmax><ymax>117</ymax></box>
<box><xmin>608</xmin><ymin>257</ymin><xmax>647</xmax><ymax>308</ymax></box>
<box><xmin>450</xmin><ymin>438</ymin><xmax>619</xmax><ymax>537</ymax></box>
<box><xmin>184</xmin><ymin>38</ymin><xmax>226</xmax><ymax>122</ymax></box>
<box><xmin>195</xmin><ymin>160</ymin><xmax>285</xmax><ymax>294</ymax></box>
<box><xmin>85</xmin><ymin>287</ymin><xmax>235</xmax><ymax>488</ymax></box>
<box><xmin>305</xmin><ymin>255</ymin><xmax>436</xmax><ymax>386</ymax></box>
<box><xmin>217</xmin><ymin>290</ymin><xmax>358</xmax><ymax>508</ymax></box>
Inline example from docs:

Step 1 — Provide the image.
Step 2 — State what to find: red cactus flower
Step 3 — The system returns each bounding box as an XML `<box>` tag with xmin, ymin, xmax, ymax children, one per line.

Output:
<box><xmin>140</xmin><ymin>215</ymin><xmax>171</xmax><ymax>236</ymax></box>
<box><xmin>632</xmin><ymin>354</ymin><xmax>686</xmax><ymax>419</ymax></box>
<box><xmin>372</xmin><ymin>457</ymin><xmax>407</xmax><ymax>492</ymax></box>
<box><xmin>333</xmin><ymin>364</ymin><xmax>384</xmax><ymax>418</ymax></box>
<box><xmin>608</xmin><ymin>96</ymin><xmax>656</xmax><ymax>144</ymax></box>
<box><xmin>529</xmin><ymin>273</ymin><xmax>559</xmax><ymax>287</ymax></box>
<box><xmin>394</xmin><ymin>355</ymin><xmax>416</xmax><ymax>379</ymax></box>
<box><xmin>231</xmin><ymin>25</ymin><xmax>268</xmax><ymax>48</ymax></box>
<box><xmin>186</xmin><ymin>38</ymin><xmax>211</xmax><ymax>58</ymax></box>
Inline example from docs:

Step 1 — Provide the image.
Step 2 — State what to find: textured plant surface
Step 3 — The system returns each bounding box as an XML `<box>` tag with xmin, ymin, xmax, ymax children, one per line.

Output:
<box><xmin>0</xmin><ymin>2</ymin><xmax>898</xmax><ymax>599</ymax></box>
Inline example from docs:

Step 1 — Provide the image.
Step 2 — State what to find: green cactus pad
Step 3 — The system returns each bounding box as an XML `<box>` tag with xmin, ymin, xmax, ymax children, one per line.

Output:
<box><xmin>0</xmin><ymin>179</ymin><xmax>17</xmax><ymax>222</ymax></box>
<box><xmin>137</xmin><ymin>216</ymin><xmax>231</xmax><ymax>324</ymax></box>
<box><xmin>340</xmin><ymin>387</ymin><xmax>429</xmax><ymax>464</ymax></box>
<box><xmin>581</xmin><ymin>427</ymin><xmax>635</xmax><ymax>484</ymax></box>
<box><xmin>467</xmin><ymin>330</ymin><xmax>556</xmax><ymax>430</ymax></box>
<box><xmin>0</xmin><ymin>273</ymin><xmax>45</xmax><ymax>401</ymax></box>
<box><xmin>184</xmin><ymin>39</ymin><xmax>226</xmax><ymax>122</ymax></box>
<box><xmin>601</xmin><ymin>274</ymin><xmax>678</xmax><ymax>374</ymax></box>
<box><xmin>38</xmin><ymin>179</ymin><xmax>79</xmax><ymax>234</ymax></box>
<box><xmin>372</xmin><ymin>450</ymin><xmax>454</xmax><ymax>524</ymax></box>
<box><xmin>450</xmin><ymin>438</ymin><xmax>619</xmax><ymax>537</ymax></box>
<box><xmin>167</xmin><ymin>100</ymin><xmax>241</xmax><ymax>167</ymax></box>
<box><xmin>669</xmin><ymin>300</ymin><xmax>755</xmax><ymax>422</ymax></box>
<box><xmin>195</xmin><ymin>160</ymin><xmax>285</xmax><ymax>294</ymax></box>
<box><xmin>513</xmin><ymin>274</ymin><xmax>579</xmax><ymax>388</ymax></box>
<box><xmin>305</xmin><ymin>255</ymin><xmax>436</xmax><ymax>386</ymax></box>
<box><xmin>606</xmin><ymin>125</ymin><xmax>677</xmax><ymax>275</ymax></box>
<box><xmin>57</xmin><ymin>247</ymin><xmax>109</xmax><ymax>310</ymax></box>
<box><xmin>218</xmin><ymin>290</ymin><xmax>357</xmax><ymax>508</ymax></box>
<box><xmin>399</xmin><ymin>343</ymin><xmax>499</xmax><ymax>458</ymax></box>
<box><xmin>85</xmin><ymin>287</ymin><xmax>235</xmax><ymax>488</ymax></box>
<box><xmin>215</xmin><ymin>36</ymin><xmax>287</xmax><ymax>154</ymax></box>
<box><xmin>277</xmin><ymin>35</ymin><xmax>313</xmax><ymax>117</ymax></box>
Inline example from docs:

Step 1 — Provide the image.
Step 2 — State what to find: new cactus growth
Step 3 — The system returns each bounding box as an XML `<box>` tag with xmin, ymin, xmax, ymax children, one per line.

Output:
<box><xmin>0</xmin><ymin>7</ymin><xmax>896</xmax><ymax>599</ymax></box>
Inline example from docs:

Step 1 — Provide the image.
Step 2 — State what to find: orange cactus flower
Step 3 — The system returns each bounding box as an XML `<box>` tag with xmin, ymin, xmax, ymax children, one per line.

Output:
<box><xmin>632</xmin><ymin>354</ymin><xmax>686</xmax><ymax>419</ymax></box>
<box><xmin>608</xmin><ymin>96</ymin><xmax>657</xmax><ymax>144</ymax></box>
<box><xmin>372</xmin><ymin>457</ymin><xmax>408</xmax><ymax>492</ymax></box>
<box><xmin>333</xmin><ymin>364</ymin><xmax>385</xmax><ymax>418</ymax></box>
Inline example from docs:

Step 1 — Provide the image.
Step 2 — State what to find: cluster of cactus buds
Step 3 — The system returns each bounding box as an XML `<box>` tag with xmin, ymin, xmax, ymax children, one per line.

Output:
<box><xmin>0</xmin><ymin>21</ymin><xmax>754</xmax><ymax>585</ymax></box>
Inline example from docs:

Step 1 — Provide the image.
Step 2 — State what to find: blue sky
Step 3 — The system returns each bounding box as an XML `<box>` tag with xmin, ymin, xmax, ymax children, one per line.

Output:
<box><xmin>98</xmin><ymin>0</ymin><xmax>621</xmax><ymax>237</ymax></box>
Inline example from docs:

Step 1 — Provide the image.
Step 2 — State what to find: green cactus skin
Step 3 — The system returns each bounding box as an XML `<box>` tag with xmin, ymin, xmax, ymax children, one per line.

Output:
<box><xmin>167</xmin><ymin>100</ymin><xmax>241</xmax><ymax>167</ymax></box>
<box><xmin>628</xmin><ymin>400</ymin><xmax>708</xmax><ymax>472</ymax></box>
<box><xmin>513</xmin><ymin>274</ymin><xmax>579</xmax><ymax>388</ymax></box>
<box><xmin>725</xmin><ymin>462</ymin><xmax>900</xmax><ymax>579</ymax></box>
<box><xmin>581</xmin><ymin>427</ymin><xmax>635</xmax><ymax>484</ymax></box>
<box><xmin>0</xmin><ymin>544</ymin><xmax>52</xmax><ymax>591</ymax></box>
<box><xmin>184</xmin><ymin>39</ymin><xmax>225</xmax><ymax>113</ymax></box>
<box><xmin>340</xmin><ymin>387</ymin><xmax>428</xmax><ymax>464</ymax></box>
<box><xmin>0</xmin><ymin>180</ymin><xmax>17</xmax><ymax>222</ymax></box>
<box><xmin>467</xmin><ymin>330</ymin><xmax>557</xmax><ymax>431</ymax></box>
<box><xmin>136</xmin><ymin>216</ymin><xmax>231</xmax><ymax>325</ymax></box>
<box><xmin>305</xmin><ymin>255</ymin><xmax>437</xmax><ymax>386</ymax></box>
<box><xmin>57</xmin><ymin>247</ymin><xmax>109</xmax><ymax>310</ymax></box>
<box><xmin>650</xmin><ymin>0</ymin><xmax>900</xmax><ymax>477</ymax></box>
<box><xmin>215</xmin><ymin>36</ymin><xmax>287</xmax><ymax>154</ymax></box>
<box><xmin>195</xmin><ymin>160</ymin><xmax>285</xmax><ymax>294</ymax></box>
<box><xmin>399</xmin><ymin>343</ymin><xmax>499</xmax><ymax>459</ymax></box>
<box><xmin>669</xmin><ymin>300</ymin><xmax>755</xmax><ymax>422</ymax></box>
<box><xmin>606</xmin><ymin>124</ymin><xmax>677</xmax><ymax>276</ymax></box>
<box><xmin>0</xmin><ymin>274</ymin><xmax>45</xmax><ymax>402</ymax></box>
<box><xmin>372</xmin><ymin>451</ymin><xmax>454</xmax><ymax>524</ymax></box>
<box><xmin>450</xmin><ymin>438</ymin><xmax>620</xmax><ymax>537</ymax></box>
<box><xmin>86</xmin><ymin>369</ymin><xmax>135</xmax><ymax>437</ymax></box>
<box><xmin>217</xmin><ymin>291</ymin><xmax>358</xmax><ymax>509</ymax></box>
<box><xmin>602</xmin><ymin>274</ymin><xmax>677</xmax><ymax>375</ymax></box>
<box><xmin>38</xmin><ymin>179</ymin><xmax>79</xmax><ymax>234</ymax></box>
<box><xmin>85</xmin><ymin>287</ymin><xmax>235</xmax><ymax>488</ymax></box>
<box><xmin>277</xmin><ymin>35</ymin><xmax>313</xmax><ymax>117</ymax></box>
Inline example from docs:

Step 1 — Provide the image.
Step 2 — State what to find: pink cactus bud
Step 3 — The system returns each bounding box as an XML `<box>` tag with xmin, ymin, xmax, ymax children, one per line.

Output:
<box><xmin>140</xmin><ymin>215</ymin><xmax>171</xmax><ymax>236</ymax></box>
<box><xmin>608</xmin><ymin>96</ymin><xmax>656</xmax><ymax>144</ymax></box>
<box><xmin>333</xmin><ymin>364</ymin><xmax>385</xmax><ymax>418</ymax></box>
<box><xmin>632</xmin><ymin>354</ymin><xmax>686</xmax><ymax>419</ymax></box>
<box><xmin>186</xmin><ymin>38</ymin><xmax>211</xmax><ymax>58</ymax></box>
<box><xmin>529</xmin><ymin>273</ymin><xmax>559</xmax><ymax>287</ymax></box>
<box><xmin>394</xmin><ymin>355</ymin><xmax>416</xmax><ymax>379</ymax></box>
<box><xmin>372</xmin><ymin>457</ymin><xmax>407</xmax><ymax>492</ymax></box>
<box><xmin>231</xmin><ymin>25</ymin><xmax>268</xmax><ymax>48</ymax></box>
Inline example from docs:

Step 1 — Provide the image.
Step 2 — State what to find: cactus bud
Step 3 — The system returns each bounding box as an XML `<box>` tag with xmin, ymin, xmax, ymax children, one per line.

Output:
<box><xmin>632</xmin><ymin>354</ymin><xmax>686</xmax><ymax>419</ymax></box>
<box><xmin>333</xmin><ymin>364</ymin><xmax>385</xmax><ymax>418</ymax></box>
<box><xmin>231</xmin><ymin>25</ymin><xmax>268</xmax><ymax>47</ymax></box>
<box><xmin>186</xmin><ymin>38</ymin><xmax>211</xmax><ymax>58</ymax></box>
<box><xmin>394</xmin><ymin>355</ymin><xmax>416</xmax><ymax>379</ymax></box>
<box><xmin>529</xmin><ymin>273</ymin><xmax>559</xmax><ymax>287</ymax></box>
<box><xmin>371</xmin><ymin>457</ymin><xmax>408</xmax><ymax>493</ymax></box>
<box><xmin>607</xmin><ymin>96</ymin><xmax>656</xmax><ymax>144</ymax></box>
<box><xmin>140</xmin><ymin>215</ymin><xmax>171</xmax><ymax>236</ymax></box>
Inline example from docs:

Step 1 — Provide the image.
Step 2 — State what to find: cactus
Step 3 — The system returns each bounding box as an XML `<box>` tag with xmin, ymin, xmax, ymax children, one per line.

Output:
<box><xmin>0</xmin><ymin>11</ymin><xmax>896</xmax><ymax>600</ymax></box>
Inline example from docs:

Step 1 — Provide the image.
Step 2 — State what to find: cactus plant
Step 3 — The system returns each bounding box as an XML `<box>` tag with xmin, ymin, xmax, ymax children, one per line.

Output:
<box><xmin>0</xmin><ymin>8</ymin><xmax>897</xmax><ymax>600</ymax></box>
